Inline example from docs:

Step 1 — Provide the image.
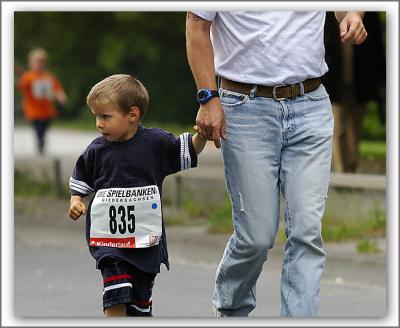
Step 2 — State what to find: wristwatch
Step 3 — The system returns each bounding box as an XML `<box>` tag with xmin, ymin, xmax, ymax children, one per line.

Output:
<box><xmin>196</xmin><ymin>88</ymin><xmax>219</xmax><ymax>105</ymax></box>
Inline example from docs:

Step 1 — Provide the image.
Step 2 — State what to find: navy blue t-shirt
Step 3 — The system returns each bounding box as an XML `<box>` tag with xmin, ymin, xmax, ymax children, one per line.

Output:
<box><xmin>69</xmin><ymin>126</ymin><xmax>197</xmax><ymax>273</ymax></box>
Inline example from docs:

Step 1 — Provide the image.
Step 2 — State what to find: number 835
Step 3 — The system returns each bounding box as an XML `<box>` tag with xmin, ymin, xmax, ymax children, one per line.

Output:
<box><xmin>109</xmin><ymin>205</ymin><xmax>135</xmax><ymax>234</ymax></box>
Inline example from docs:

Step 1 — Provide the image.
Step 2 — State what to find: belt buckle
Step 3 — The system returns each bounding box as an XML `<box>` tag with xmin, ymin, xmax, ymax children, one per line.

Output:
<box><xmin>272</xmin><ymin>84</ymin><xmax>286</xmax><ymax>101</ymax></box>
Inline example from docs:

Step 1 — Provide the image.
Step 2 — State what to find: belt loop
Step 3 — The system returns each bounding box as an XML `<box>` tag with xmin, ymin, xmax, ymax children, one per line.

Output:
<box><xmin>299</xmin><ymin>82</ymin><xmax>305</xmax><ymax>96</ymax></box>
<box><xmin>249</xmin><ymin>84</ymin><xmax>257</xmax><ymax>99</ymax></box>
<box><xmin>216</xmin><ymin>76</ymin><xmax>221</xmax><ymax>89</ymax></box>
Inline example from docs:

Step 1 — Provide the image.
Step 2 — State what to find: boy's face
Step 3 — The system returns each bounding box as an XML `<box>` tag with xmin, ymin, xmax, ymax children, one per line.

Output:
<box><xmin>91</xmin><ymin>103</ymin><xmax>140</xmax><ymax>142</ymax></box>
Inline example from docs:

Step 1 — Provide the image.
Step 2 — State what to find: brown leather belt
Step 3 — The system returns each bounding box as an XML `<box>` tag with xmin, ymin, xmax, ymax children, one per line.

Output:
<box><xmin>220</xmin><ymin>77</ymin><xmax>321</xmax><ymax>101</ymax></box>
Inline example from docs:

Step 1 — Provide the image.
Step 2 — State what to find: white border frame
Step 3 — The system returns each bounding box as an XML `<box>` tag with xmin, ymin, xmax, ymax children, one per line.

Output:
<box><xmin>2</xmin><ymin>1</ymin><xmax>398</xmax><ymax>327</ymax></box>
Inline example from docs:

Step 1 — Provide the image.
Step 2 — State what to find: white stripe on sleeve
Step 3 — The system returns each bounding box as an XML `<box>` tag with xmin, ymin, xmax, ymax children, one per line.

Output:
<box><xmin>179</xmin><ymin>133</ymin><xmax>191</xmax><ymax>171</ymax></box>
<box><xmin>69</xmin><ymin>177</ymin><xmax>94</xmax><ymax>195</ymax></box>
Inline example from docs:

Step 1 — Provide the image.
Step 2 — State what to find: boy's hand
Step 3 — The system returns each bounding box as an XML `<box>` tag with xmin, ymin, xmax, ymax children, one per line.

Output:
<box><xmin>192</xmin><ymin>125</ymin><xmax>207</xmax><ymax>155</ymax></box>
<box><xmin>69</xmin><ymin>200</ymin><xmax>87</xmax><ymax>221</ymax></box>
<box><xmin>193</xmin><ymin>125</ymin><xmax>204</xmax><ymax>138</ymax></box>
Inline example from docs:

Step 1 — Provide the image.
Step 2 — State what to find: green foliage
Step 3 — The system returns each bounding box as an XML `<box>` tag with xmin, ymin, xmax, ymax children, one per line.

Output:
<box><xmin>14</xmin><ymin>11</ymin><xmax>386</xmax><ymax>138</ymax></box>
<box><xmin>206</xmin><ymin>194</ymin><xmax>234</xmax><ymax>234</ymax></box>
<box><xmin>361</xmin><ymin>101</ymin><xmax>386</xmax><ymax>141</ymax></box>
<box><xmin>14</xmin><ymin>12</ymin><xmax>198</xmax><ymax>124</ymax></box>
<box><xmin>357</xmin><ymin>239</ymin><xmax>381</xmax><ymax>254</ymax></box>
<box><xmin>14</xmin><ymin>169</ymin><xmax>69</xmax><ymax>197</ymax></box>
<box><xmin>164</xmin><ymin>189</ymin><xmax>387</xmax><ymax>241</ymax></box>
<box><xmin>321</xmin><ymin>206</ymin><xmax>386</xmax><ymax>242</ymax></box>
<box><xmin>359</xmin><ymin>140</ymin><xmax>386</xmax><ymax>160</ymax></box>
<box><xmin>203</xmin><ymin>194</ymin><xmax>386</xmax><ymax>241</ymax></box>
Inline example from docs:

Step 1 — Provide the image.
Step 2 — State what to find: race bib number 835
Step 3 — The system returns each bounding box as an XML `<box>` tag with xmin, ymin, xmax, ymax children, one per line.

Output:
<box><xmin>90</xmin><ymin>185</ymin><xmax>162</xmax><ymax>248</ymax></box>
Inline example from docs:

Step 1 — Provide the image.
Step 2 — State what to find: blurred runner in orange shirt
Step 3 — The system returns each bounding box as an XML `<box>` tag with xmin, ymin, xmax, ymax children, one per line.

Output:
<box><xmin>17</xmin><ymin>48</ymin><xmax>68</xmax><ymax>154</ymax></box>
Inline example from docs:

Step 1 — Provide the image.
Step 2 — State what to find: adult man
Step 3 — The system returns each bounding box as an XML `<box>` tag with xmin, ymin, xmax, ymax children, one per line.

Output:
<box><xmin>186</xmin><ymin>11</ymin><xmax>367</xmax><ymax>316</ymax></box>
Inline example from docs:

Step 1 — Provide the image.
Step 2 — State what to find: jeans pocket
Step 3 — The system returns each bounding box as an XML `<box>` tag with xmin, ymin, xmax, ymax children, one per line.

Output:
<box><xmin>304</xmin><ymin>84</ymin><xmax>330</xmax><ymax>101</ymax></box>
<box><xmin>219</xmin><ymin>88</ymin><xmax>249</xmax><ymax>107</ymax></box>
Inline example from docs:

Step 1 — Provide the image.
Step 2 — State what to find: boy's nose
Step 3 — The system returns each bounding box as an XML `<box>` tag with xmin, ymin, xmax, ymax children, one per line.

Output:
<box><xmin>96</xmin><ymin>120</ymin><xmax>104</xmax><ymax>129</ymax></box>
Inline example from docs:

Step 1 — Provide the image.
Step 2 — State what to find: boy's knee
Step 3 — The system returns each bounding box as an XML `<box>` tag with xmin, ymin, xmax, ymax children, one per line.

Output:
<box><xmin>104</xmin><ymin>303</ymin><xmax>127</xmax><ymax>316</ymax></box>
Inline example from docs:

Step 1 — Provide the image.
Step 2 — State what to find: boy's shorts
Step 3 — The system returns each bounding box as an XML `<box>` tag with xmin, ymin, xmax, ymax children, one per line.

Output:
<box><xmin>98</xmin><ymin>256</ymin><xmax>156</xmax><ymax>316</ymax></box>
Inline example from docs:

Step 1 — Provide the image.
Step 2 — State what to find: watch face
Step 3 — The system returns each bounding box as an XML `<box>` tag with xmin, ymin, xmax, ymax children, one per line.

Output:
<box><xmin>198</xmin><ymin>89</ymin><xmax>208</xmax><ymax>102</ymax></box>
<box><xmin>197</xmin><ymin>89</ymin><xmax>218</xmax><ymax>104</ymax></box>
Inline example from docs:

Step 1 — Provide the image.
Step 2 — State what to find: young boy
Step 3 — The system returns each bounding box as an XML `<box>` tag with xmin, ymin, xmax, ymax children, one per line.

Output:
<box><xmin>17</xmin><ymin>48</ymin><xmax>68</xmax><ymax>154</ymax></box>
<box><xmin>68</xmin><ymin>74</ymin><xmax>206</xmax><ymax>317</ymax></box>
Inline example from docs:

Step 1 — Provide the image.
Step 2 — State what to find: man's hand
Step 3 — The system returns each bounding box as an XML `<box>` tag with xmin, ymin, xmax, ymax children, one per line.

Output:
<box><xmin>195</xmin><ymin>97</ymin><xmax>226</xmax><ymax>148</ymax></box>
<box><xmin>69</xmin><ymin>197</ymin><xmax>87</xmax><ymax>221</ymax></box>
<box><xmin>336</xmin><ymin>11</ymin><xmax>368</xmax><ymax>45</ymax></box>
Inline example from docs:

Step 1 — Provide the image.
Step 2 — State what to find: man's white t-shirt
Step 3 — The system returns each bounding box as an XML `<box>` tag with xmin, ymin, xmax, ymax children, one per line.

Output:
<box><xmin>191</xmin><ymin>11</ymin><xmax>328</xmax><ymax>85</ymax></box>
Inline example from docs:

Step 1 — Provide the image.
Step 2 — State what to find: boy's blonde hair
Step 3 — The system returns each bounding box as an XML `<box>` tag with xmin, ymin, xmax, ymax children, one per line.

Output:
<box><xmin>87</xmin><ymin>74</ymin><xmax>149</xmax><ymax>119</ymax></box>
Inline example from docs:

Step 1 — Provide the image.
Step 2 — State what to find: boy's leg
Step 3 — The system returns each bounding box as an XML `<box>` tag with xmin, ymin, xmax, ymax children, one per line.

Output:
<box><xmin>99</xmin><ymin>257</ymin><xmax>134</xmax><ymax>316</ymax></box>
<box><xmin>105</xmin><ymin>304</ymin><xmax>126</xmax><ymax>316</ymax></box>
<box><xmin>126</xmin><ymin>268</ymin><xmax>156</xmax><ymax>317</ymax></box>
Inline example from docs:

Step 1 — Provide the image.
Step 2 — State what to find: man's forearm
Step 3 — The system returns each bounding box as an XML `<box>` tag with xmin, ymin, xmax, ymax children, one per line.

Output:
<box><xmin>185</xmin><ymin>12</ymin><xmax>217</xmax><ymax>89</ymax></box>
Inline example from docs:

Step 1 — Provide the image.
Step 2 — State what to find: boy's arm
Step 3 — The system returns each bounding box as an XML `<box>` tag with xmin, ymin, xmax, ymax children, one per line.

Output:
<box><xmin>69</xmin><ymin>195</ymin><xmax>87</xmax><ymax>221</ymax></box>
<box><xmin>192</xmin><ymin>132</ymin><xmax>207</xmax><ymax>155</ymax></box>
<box><xmin>69</xmin><ymin>150</ymin><xmax>94</xmax><ymax>220</ymax></box>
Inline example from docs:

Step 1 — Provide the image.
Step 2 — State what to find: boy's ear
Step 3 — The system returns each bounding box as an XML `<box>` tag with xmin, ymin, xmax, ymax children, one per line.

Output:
<box><xmin>128</xmin><ymin>106</ymin><xmax>141</xmax><ymax>121</ymax></box>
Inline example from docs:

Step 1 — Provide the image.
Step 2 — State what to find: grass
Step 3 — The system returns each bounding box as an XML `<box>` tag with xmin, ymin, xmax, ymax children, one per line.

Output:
<box><xmin>356</xmin><ymin>239</ymin><xmax>381</xmax><ymax>254</ymax></box>
<box><xmin>206</xmin><ymin>199</ymin><xmax>234</xmax><ymax>234</ymax></box>
<box><xmin>359</xmin><ymin>140</ymin><xmax>386</xmax><ymax>160</ymax></box>
<box><xmin>320</xmin><ymin>205</ymin><xmax>386</xmax><ymax>242</ymax></box>
<box><xmin>205</xmin><ymin>192</ymin><xmax>386</xmax><ymax>239</ymax></box>
<box><xmin>203</xmin><ymin>194</ymin><xmax>386</xmax><ymax>244</ymax></box>
<box><xmin>14</xmin><ymin>168</ymin><xmax>69</xmax><ymax>198</ymax></box>
<box><xmin>15</xmin><ymin>169</ymin><xmax>54</xmax><ymax>196</ymax></box>
<box><xmin>202</xmin><ymin>198</ymin><xmax>386</xmax><ymax>250</ymax></box>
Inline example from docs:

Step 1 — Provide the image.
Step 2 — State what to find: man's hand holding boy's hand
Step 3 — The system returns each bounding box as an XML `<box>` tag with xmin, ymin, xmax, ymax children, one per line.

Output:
<box><xmin>69</xmin><ymin>196</ymin><xmax>87</xmax><ymax>220</ymax></box>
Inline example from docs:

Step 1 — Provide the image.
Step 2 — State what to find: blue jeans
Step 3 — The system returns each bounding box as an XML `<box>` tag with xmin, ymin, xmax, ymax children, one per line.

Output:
<box><xmin>212</xmin><ymin>84</ymin><xmax>333</xmax><ymax>317</ymax></box>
